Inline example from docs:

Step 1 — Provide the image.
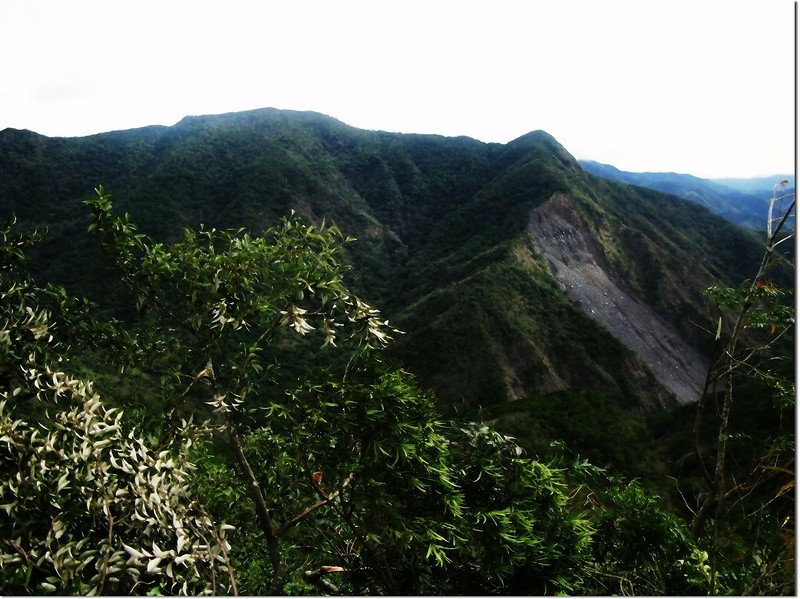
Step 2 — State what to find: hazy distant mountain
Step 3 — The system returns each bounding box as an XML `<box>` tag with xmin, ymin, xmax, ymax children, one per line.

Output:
<box><xmin>0</xmin><ymin>109</ymin><xmax>773</xmax><ymax>416</ymax></box>
<box><xmin>578</xmin><ymin>159</ymin><xmax>792</xmax><ymax>230</ymax></box>
<box><xmin>712</xmin><ymin>175</ymin><xmax>794</xmax><ymax>195</ymax></box>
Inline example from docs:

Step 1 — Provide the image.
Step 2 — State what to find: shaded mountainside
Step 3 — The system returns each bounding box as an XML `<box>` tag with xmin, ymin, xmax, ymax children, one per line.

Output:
<box><xmin>0</xmin><ymin>108</ymin><xmax>770</xmax><ymax>413</ymax></box>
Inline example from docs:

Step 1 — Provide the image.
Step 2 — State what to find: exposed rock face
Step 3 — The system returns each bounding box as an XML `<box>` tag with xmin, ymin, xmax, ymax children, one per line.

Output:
<box><xmin>527</xmin><ymin>193</ymin><xmax>709</xmax><ymax>404</ymax></box>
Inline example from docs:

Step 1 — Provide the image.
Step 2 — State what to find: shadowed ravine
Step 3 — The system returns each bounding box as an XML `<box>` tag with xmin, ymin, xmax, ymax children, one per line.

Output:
<box><xmin>528</xmin><ymin>193</ymin><xmax>709</xmax><ymax>404</ymax></box>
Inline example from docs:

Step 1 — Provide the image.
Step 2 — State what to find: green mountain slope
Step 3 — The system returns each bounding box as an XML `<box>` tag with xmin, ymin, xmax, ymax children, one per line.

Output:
<box><xmin>0</xmin><ymin>108</ymin><xmax>769</xmax><ymax>413</ymax></box>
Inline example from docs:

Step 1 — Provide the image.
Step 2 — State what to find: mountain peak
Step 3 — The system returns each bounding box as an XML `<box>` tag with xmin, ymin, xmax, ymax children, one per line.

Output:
<box><xmin>506</xmin><ymin>130</ymin><xmax>580</xmax><ymax>172</ymax></box>
<box><xmin>508</xmin><ymin>129</ymin><xmax>559</xmax><ymax>145</ymax></box>
<box><xmin>173</xmin><ymin>107</ymin><xmax>347</xmax><ymax>131</ymax></box>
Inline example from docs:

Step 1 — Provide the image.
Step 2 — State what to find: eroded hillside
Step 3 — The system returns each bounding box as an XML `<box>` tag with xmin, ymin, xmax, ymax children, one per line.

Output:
<box><xmin>527</xmin><ymin>192</ymin><xmax>708</xmax><ymax>403</ymax></box>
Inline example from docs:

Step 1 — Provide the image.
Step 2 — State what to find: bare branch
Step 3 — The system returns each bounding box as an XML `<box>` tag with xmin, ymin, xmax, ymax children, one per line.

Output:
<box><xmin>278</xmin><ymin>473</ymin><xmax>354</xmax><ymax>536</ymax></box>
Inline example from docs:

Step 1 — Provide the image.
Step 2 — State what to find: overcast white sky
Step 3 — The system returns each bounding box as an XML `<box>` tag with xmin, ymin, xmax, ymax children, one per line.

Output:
<box><xmin>0</xmin><ymin>0</ymin><xmax>795</xmax><ymax>178</ymax></box>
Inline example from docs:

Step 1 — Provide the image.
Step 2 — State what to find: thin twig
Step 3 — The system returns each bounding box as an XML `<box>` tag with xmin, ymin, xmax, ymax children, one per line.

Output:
<box><xmin>278</xmin><ymin>473</ymin><xmax>354</xmax><ymax>535</ymax></box>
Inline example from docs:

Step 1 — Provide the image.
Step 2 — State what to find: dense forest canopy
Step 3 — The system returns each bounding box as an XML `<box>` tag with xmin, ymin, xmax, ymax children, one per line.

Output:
<box><xmin>0</xmin><ymin>110</ymin><xmax>794</xmax><ymax>595</ymax></box>
<box><xmin>0</xmin><ymin>110</ymin><xmax>782</xmax><ymax>412</ymax></box>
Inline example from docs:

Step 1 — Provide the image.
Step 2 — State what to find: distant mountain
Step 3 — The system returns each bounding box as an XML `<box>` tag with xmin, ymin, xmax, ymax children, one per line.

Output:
<box><xmin>0</xmin><ymin>109</ymin><xmax>774</xmax><ymax>415</ymax></box>
<box><xmin>578</xmin><ymin>159</ymin><xmax>792</xmax><ymax>230</ymax></box>
<box><xmin>712</xmin><ymin>175</ymin><xmax>794</xmax><ymax>195</ymax></box>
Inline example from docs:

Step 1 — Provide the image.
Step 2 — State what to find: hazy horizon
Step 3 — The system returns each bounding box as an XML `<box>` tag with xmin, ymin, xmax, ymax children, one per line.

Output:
<box><xmin>2</xmin><ymin>105</ymin><xmax>794</xmax><ymax>183</ymax></box>
<box><xmin>1</xmin><ymin>0</ymin><xmax>794</xmax><ymax>179</ymax></box>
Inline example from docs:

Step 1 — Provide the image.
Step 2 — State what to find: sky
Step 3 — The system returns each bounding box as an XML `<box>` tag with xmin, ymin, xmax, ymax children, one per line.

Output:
<box><xmin>0</xmin><ymin>0</ymin><xmax>795</xmax><ymax>179</ymax></box>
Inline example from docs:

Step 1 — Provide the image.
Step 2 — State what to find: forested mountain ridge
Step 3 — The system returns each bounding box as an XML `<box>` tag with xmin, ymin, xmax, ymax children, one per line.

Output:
<box><xmin>579</xmin><ymin>159</ymin><xmax>793</xmax><ymax>230</ymax></box>
<box><xmin>0</xmin><ymin>108</ymin><xmax>771</xmax><ymax>411</ymax></box>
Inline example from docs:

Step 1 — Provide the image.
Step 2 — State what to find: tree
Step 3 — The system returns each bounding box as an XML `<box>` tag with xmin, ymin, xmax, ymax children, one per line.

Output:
<box><xmin>690</xmin><ymin>180</ymin><xmax>795</xmax><ymax>594</ymax></box>
<box><xmin>2</xmin><ymin>188</ymin><xmax>716</xmax><ymax>595</ymax></box>
<box><xmin>0</xmin><ymin>217</ymin><xmax>235</xmax><ymax>595</ymax></box>
<box><xmin>81</xmin><ymin>188</ymin><xmax>604</xmax><ymax>594</ymax></box>
<box><xmin>83</xmin><ymin>187</ymin><xmax>404</xmax><ymax>593</ymax></box>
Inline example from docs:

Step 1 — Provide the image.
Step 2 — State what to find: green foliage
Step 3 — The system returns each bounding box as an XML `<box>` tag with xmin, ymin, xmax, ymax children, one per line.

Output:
<box><xmin>486</xmin><ymin>389</ymin><xmax>662</xmax><ymax>480</ymax></box>
<box><xmin>83</xmin><ymin>185</ymin><xmax>608</xmax><ymax>594</ymax></box>
<box><xmin>0</xmin><ymin>218</ymin><xmax>233</xmax><ymax>595</ymax></box>
<box><xmin>82</xmin><ymin>188</ymin><xmax>400</xmax><ymax>593</ymax></box>
<box><xmin>686</xmin><ymin>183</ymin><xmax>796</xmax><ymax>595</ymax></box>
<box><xmin>0</xmin><ymin>109</ymin><xmax>773</xmax><ymax>416</ymax></box>
<box><xmin>583</xmin><ymin>479</ymin><xmax>709</xmax><ymax>594</ymax></box>
<box><xmin>706</xmin><ymin>279</ymin><xmax>794</xmax><ymax>343</ymax></box>
<box><xmin>441</xmin><ymin>424</ymin><xmax>592</xmax><ymax>595</ymax></box>
<box><xmin>392</xmin><ymin>254</ymin><xmax>647</xmax><ymax>413</ymax></box>
<box><xmin>245</xmin><ymin>359</ymin><xmax>463</xmax><ymax>594</ymax></box>
<box><xmin>0</xmin><ymin>179</ymin><xmax>792</xmax><ymax>595</ymax></box>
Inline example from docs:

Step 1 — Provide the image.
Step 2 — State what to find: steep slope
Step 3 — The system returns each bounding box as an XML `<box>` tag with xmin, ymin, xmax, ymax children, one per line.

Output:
<box><xmin>0</xmin><ymin>108</ymin><xmax>768</xmax><ymax>414</ymax></box>
<box><xmin>526</xmin><ymin>192</ymin><xmax>708</xmax><ymax>403</ymax></box>
<box><xmin>387</xmin><ymin>135</ymin><xmax>768</xmax><ymax>411</ymax></box>
<box><xmin>390</xmin><ymin>151</ymin><xmax>767</xmax><ymax>411</ymax></box>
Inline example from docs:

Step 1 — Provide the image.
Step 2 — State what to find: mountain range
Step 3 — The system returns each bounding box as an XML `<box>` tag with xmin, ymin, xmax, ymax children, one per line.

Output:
<box><xmin>579</xmin><ymin>159</ymin><xmax>793</xmax><ymax>230</ymax></box>
<box><xmin>0</xmin><ymin>108</ymin><xmax>784</xmax><ymax>422</ymax></box>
